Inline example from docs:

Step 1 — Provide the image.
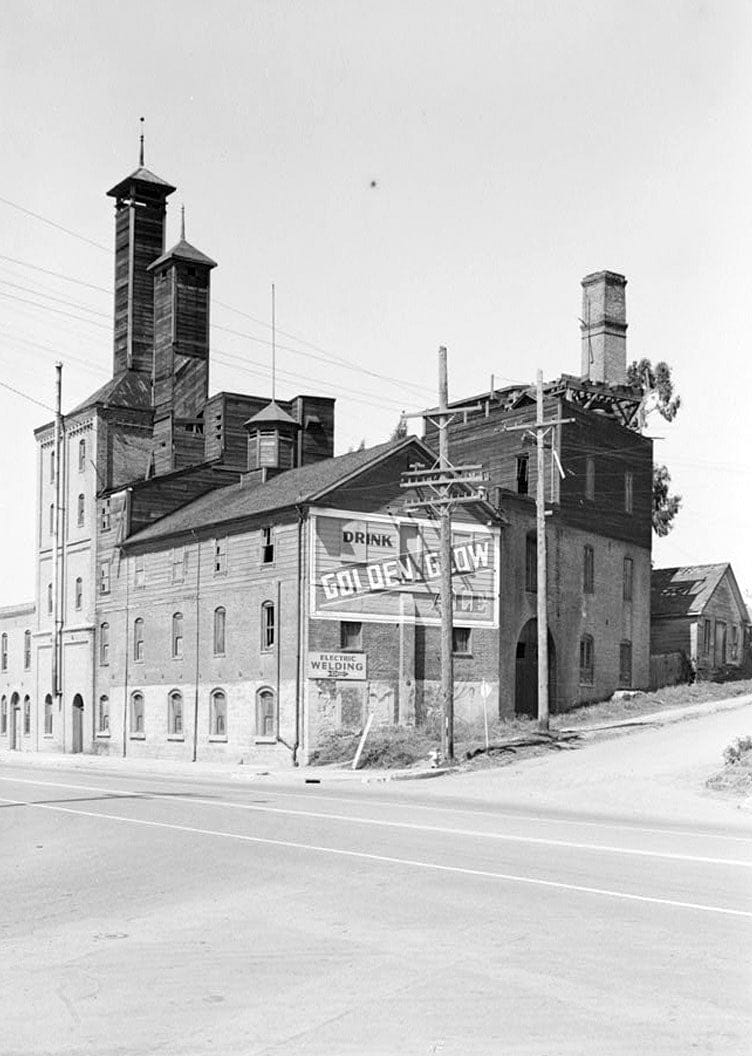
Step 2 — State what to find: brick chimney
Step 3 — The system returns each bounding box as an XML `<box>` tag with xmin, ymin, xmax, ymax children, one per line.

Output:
<box><xmin>580</xmin><ymin>271</ymin><xmax>627</xmax><ymax>385</ymax></box>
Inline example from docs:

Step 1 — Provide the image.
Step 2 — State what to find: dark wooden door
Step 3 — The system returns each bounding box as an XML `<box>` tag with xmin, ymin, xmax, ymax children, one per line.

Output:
<box><xmin>515</xmin><ymin>620</ymin><xmax>557</xmax><ymax>718</ymax></box>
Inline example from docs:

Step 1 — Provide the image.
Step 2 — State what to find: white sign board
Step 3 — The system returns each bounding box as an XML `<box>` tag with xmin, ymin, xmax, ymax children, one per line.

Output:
<box><xmin>307</xmin><ymin>652</ymin><xmax>367</xmax><ymax>681</ymax></box>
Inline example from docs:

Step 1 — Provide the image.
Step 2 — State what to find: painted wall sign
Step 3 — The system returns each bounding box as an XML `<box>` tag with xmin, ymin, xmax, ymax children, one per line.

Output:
<box><xmin>307</xmin><ymin>652</ymin><xmax>367</xmax><ymax>680</ymax></box>
<box><xmin>309</xmin><ymin>509</ymin><xmax>499</xmax><ymax>627</ymax></box>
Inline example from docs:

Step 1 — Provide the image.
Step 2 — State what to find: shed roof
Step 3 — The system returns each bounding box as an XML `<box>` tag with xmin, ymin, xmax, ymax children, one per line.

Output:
<box><xmin>651</xmin><ymin>564</ymin><xmax>739</xmax><ymax>618</ymax></box>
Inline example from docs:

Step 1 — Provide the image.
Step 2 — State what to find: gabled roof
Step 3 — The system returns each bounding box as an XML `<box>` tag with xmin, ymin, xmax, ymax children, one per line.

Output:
<box><xmin>106</xmin><ymin>166</ymin><xmax>177</xmax><ymax>199</ymax></box>
<box><xmin>147</xmin><ymin>238</ymin><xmax>217</xmax><ymax>272</ymax></box>
<box><xmin>124</xmin><ymin>437</ymin><xmax>430</xmax><ymax>547</ymax></box>
<box><xmin>651</xmin><ymin>564</ymin><xmax>747</xmax><ymax>619</ymax></box>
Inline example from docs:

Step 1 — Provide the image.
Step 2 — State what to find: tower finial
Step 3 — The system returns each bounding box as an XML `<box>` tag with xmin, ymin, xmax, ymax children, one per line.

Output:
<box><xmin>271</xmin><ymin>282</ymin><xmax>276</xmax><ymax>402</ymax></box>
<box><xmin>139</xmin><ymin>116</ymin><xmax>145</xmax><ymax>166</ymax></box>
<box><xmin>180</xmin><ymin>204</ymin><xmax>185</xmax><ymax>240</ymax></box>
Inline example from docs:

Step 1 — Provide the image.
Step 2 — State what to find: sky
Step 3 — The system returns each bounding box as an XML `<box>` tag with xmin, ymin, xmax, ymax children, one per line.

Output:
<box><xmin>0</xmin><ymin>0</ymin><xmax>750</xmax><ymax>603</ymax></box>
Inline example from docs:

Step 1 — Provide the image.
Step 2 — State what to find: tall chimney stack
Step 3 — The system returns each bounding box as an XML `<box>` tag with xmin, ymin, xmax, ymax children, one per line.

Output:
<box><xmin>580</xmin><ymin>271</ymin><xmax>627</xmax><ymax>386</ymax></box>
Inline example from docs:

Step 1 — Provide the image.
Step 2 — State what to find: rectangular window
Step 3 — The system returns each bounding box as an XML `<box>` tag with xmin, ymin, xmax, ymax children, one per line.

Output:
<box><xmin>583</xmin><ymin>545</ymin><xmax>594</xmax><ymax>594</ymax></box>
<box><xmin>623</xmin><ymin>557</ymin><xmax>634</xmax><ymax>602</ymax></box>
<box><xmin>99</xmin><ymin>624</ymin><xmax>110</xmax><ymax>666</ymax></box>
<box><xmin>516</xmin><ymin>455</ymin><xmax>529</xmax><ymax>496</ymax></box>
<box><xmin>134</xmin><ymin>555</ymin><xmax>145</xmax><ymax>590</ymax></box>
<box><xmin>731</xmin><ymin>625</ymin><xmax>739</xmax><ymax>662</ymax></box>
<box><xmin>214</xmin><ymin>537</ymin><xmax>227</xmax><ymax>576</ymax></box>
<box><xmin>619</xmin><ymin>642</ymin><xmax>633</xmax><ymax>686</ymax></box>
<box><xmin>340</xmin><ymin>621</ymin><xmax>362</xmax><ymax>651</ymax></box>
<box><xmin>525</xmin><ymin>534</ymin><xmax>537</xmax><ymax>593</ymax></box>
<box><xmin>133</xmin><ymin>620</ymin><xmax>144</xmax><ymax>662</ymax></box>
<box><xmin>452</xmin><ymin>627</ymin><xmax>472</xmax><ymax>655</ymax></box>
<box><xmin>23</xmin><ymin>632</ymin><xmax>31</xmax><ymax>671</ymax></box>
<box><xmin>99</xmin><ymin>561</ymin><xmax>111</xmax><ymax>595</ymax></box>
<box><xmin>624</xmin><ymin>471</ymin><xmax>634</xmax><ymax>514</ymax></box>
<box><xmin>171</xmin><ymin>546</ymin><xmax>187</xmax><ymax>583</ymax></box>
<box><xmin>717</xmin><ymin>622</ymin><xmax>727</xmax><ymax>665</ymax></box>
<box><xmin>585</xmin><ymin>457</ymin><xmax>595</xmax><ymax>501</ymax></box>
<box><xmin>101</xmin><ymin>500</ymin><xmax>111</xmax><ymax>532</ymax></box>
<box><xmin>261</xmin><ymin>526</ymin><xmax>275</xmax><ymax>564</ymax></box>
<box><xmin>703</xmin><ymin>618</ymin><xmax>713</xmax><ymax>656</ymax></box>
<box><xmin>580</xmin><ymin>636</ymin><xmax>594</xmax><ymax>685</ymax></box>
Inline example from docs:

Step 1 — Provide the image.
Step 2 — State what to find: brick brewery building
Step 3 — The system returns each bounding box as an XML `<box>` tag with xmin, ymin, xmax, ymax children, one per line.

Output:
<box><xmin>0</xmin><ymin>149</ymin><xmax>653</xmax><ymax>765</ymax></box>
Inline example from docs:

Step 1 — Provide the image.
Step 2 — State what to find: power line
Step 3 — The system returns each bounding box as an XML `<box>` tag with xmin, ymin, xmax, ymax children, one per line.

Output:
<box><xmin>0</xmin><ymin>377</ymin><xmax>55</xmax><ymax>413</ymax></box>
<box><xmin>0</xmin><ymin>290</ymin><xmax>110</xmax><ymax>330</ymax></box>
<box><xmin>0</xmin><ymin>253</ymin><xmax>110</xmax><ymax>294</ymax></box>
<box><xmin>0</xmin><ymin>194</ymin><xmax>110</xmax><ymax>253</ymax></box>
<box><xmin>0</xmin><ymin>278</ymin><xmax>110</xmax><ymax>318</ymax></box>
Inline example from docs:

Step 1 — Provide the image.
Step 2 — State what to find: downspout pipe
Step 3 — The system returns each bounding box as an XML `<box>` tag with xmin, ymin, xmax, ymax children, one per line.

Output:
<box><xmin>191</xmin><ymin>530</ymin><xmax>201</xmax><ymax>763</ymax></box>
<box><xmin>293</xmin><ymin>504</ymin><xmax>306</xmax><ymax>766</ymax></box>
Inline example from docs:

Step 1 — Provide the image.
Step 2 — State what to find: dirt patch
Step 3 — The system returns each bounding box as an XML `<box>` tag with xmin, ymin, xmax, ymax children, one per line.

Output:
<box><xmin>706</xmin><ymin>734</ymin><xmax>752</xmax><ymax>798</ymax></box>
<box><xmin>551</xmin><ymin>679</ymin><xmax>752</xmax><ymax>728</ymax></box>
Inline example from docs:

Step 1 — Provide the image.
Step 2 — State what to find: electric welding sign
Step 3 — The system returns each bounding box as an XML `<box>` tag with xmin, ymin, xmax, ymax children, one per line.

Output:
<box><xmin>307</xmin><ymin>652</ymin><xmax>367</xmax><ymax>680</ymax></box>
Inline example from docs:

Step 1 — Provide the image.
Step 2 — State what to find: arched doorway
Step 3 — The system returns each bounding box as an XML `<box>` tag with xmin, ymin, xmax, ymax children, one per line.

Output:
<box><xmin>9</xmin><ymin>692</ymin><xmax>19</xmax><ymax>750</ymax></box>
<box><xmin>514</xmin><ymin>619</ymin><xmax>557</xmax><ymax>718</ymax></box>
<box><xmin>72</xmin><ymin>694</ymin><xmax>84</xmax><ymax>754</ymax></box>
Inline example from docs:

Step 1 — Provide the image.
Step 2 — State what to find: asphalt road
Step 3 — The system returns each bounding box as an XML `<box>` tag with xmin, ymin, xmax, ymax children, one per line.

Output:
<box><xmin>1</xmin><ymin>759</ymin><xmax>750</xmax><ymax>1056</ymax></box>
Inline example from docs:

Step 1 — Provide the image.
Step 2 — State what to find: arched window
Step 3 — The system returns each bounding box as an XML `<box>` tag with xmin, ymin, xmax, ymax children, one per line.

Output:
<box><xmin>49</xmin><ymin>450</ymin><xmax>55</xmax><ymax>483</ymax></box>
<box><xmin>47</xmin><ymin>583</ymin><xmax>53</xmax><ymax>614</ymax></box>
<box><xmin>23</xmin><ymin>630</ymin><xmax>31</xmax><ymax>671</ymax></box>
<box><xmin>1</xmin><ymin>633</ymin><xmax>7</xmax><ymax>672</ymax></box>
<box><xmin>172</xmin><ymin>613</ymin><xmax>183</xmax><ymax>659</ymax></box>
<box><xmin>133</xmin><ymin>618</ymin><xmax>144</xmax><ymax>662</ymax></box>
<box><xmin>44</xmin><ymin>694</ymin><xmax>53</xmax><ymax>735</ymax></box>
<box><xmin>261</xmin><ymin>601</ymin><xmax>275</xmax><ymax>651</ymax></box>
<box><xmin>23</xmin><ymin>696</ymin><xmax>30</xmax><ymax>736</ymax></box>
<box><xmin>210</xmin><ymin>689</ymin><xmax>227</xmax><ymax>737</ymax></box>
<box><xmin>78</xmin><ymin>438</ymin><xmax>86</xmax><ymax>473</ymax></box>
<box><xmin>255</xmin><ymin>687</ymin><xmax>276</xmax><ymax>739</ymax></box>
<box><xmin>99</xmin><ymin>622</ymin><xmax>110</xmax><ymax>666</ymax></box>
<box><xmin>0</xmin><ymin>696</ymin><xmax>6</xmax><ymax>735</ymax></box>
<box><xmin>168</xmin><ymin>690</ymin><xmax>183</xmax><ymax>737</ymax></box>
<box><xmin>213</xmin><ymin>607</ymin><xmax>226</xmax><ymax>656</ymax></box>
<box><xmin>579</xmin><ymin>634</ymin><xmax>594</xmax><ymax>686</ymax></box>
<box><xmin>49</xmin><ymin>504</ymin><xmax>55</xmax><ymax>536</ymax></box>
<box><xmin>130</xmin><ymin>692</ymin><xmax>145</xmax><ymax>735</ymax></box>
<box><xmin>77</xmin><ymin>494</ymin><xmax>85</xmax><ymax>528</ymax></box>
<box><xmin>97</xmin><ymin>695</ymin><xmax>110</xmax><ymax>734</ymax></box>
<box><xmin>75</xmin><ymin>577</ymin><xmax>83</xmax><ymax>610</ymax></box>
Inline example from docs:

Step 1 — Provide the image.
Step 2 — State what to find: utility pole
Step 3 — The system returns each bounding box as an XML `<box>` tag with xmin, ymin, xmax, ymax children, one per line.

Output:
<box><xmin>401</xmin><ymin>346</ymin><xmax>490</xmax><ymax>761</ymax></box>
<box><xmin>51</xmin><ymin>363</ymin><xmax>64</xmax><ymax>747</ymax></box>
<box><xmin>505</xmin><ymin>370</ymin><xmax>572</xmax><ymax>730</ymax></box>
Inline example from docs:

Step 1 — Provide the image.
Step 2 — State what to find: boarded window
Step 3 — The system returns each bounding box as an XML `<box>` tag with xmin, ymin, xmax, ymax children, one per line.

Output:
<box><xmin>623</xmin><ymin>557</ymin><xmax>634</xmax><ymax>602</ymax></box>
<box><xmin>134</xmin><ymin>618</ymin><xmax>144</xmax><ymax>662</ymax></box>
<box><xmin>213</xmin><ymin>607</ymin><xmax>226</xmax><ymax>656</ymax></box>
<box><xmin>731</xmin><ymin>625</ymin><xmax>739</xmax><ymax>661</ymax></box>
<box><xmin>100</xmin><ymin>622</ymin><xmax>110</xmax><ymax>665</ymax></box>
<box><xmin>75</xmin><ymin>577</ymin><xmax>83</xmax><ymax>610</ymax></box>
<box><xmin>703</xmin><ymin>619</ymin><xmax>713</xmax><ymax>656</ymax></box>
<box><xmin>1</xmin><ymin>634</ymin><xmax>7</xmax><ymax>672</ymax></box>
<box><xmin>23</xmin><ymin>630</ymin><xmax>31</xmax><ymax>671</ymax></box>
<box><xmin>47</xmin><ymin>583</ymin><xmax>53</xmax><ymax>614</ymax></box>
<box><xmin>583</xmin><ymin>545</ymin><xmax>594</xmax><ymax>594</ymax></box>
<box><xmin>624</xmin><ymin>471</ymin><xmax>634</xmax><ymax>514</ymax></box>
<box><xmin>619</xmin><ymin>641</ymin><xmax>633</xmax><ymax>686</ymax></box>
<box><xmin>210</xmin><ymin>690</ymin><xmax>227</xmax><ymax>737</ymax></box>
<box><xmin>580</xmin><ymin>635</ymin><xmax>594</xmax><ymax>685</ymax></box>
<box><xmin>255</xmin><ymin>688</ymin><xmax>276</xmax><ymax>739</ymax></box>
<box><xmin>168</xmin><ymin>691</ymin><xmax>183</xmax><ymax>736</ymax></box>
<box><xmin>585</xmin><ymin>457</ymin><xmax>595</xmax><ymax>500</ymax></box>
<box><xmin>98</xmin><ymin>696</ymin><xmax>110</xmax><ymax>734</ymax></box>
<box><xmin>172</xmin><ymin>613</ymin><xmax>184</xmax><ymax>659</ymax></box>
<box><xmin>23</xmin><ymin>696</ymin><xmax>30</xmax><ymax>735</ymax></box>
<box><xmin>130</xmin><ymin>692</ymin><xmax>145</xmax><ymax>735</ymax></box>
<box><xmin>78</xmin><ymin>438</ymin><xmax>86</xmax><ymax>473</ymax></box>
<box><xmin>44</xmin><ymin>694</ymin><xmax>53</xmax><ymax>735</ymax></box>
<box><xmin>77</xmin><ymin>494</ymin><xmax>85</xmax><ymax>528</ymax></box>
<box><xmin>525</xmin><ymin>534</ymin><xmax>537</xmax><ymax>593</ymax></box>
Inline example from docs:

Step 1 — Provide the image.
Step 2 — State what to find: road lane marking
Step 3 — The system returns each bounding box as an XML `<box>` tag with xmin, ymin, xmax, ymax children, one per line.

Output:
<box><xmin>2</xmin><ymin>795</ymin><xmax>750</xmax><ymax>920</ymax></box>
<box><xmin>1</xmin><ymin>777</ymin><xmax>751</xmax><ymax>870</ymax></box>
<box><xmin>3</xmin><ymin>768</ymin><xmax>751</xmax><ymax>845</ymax></box>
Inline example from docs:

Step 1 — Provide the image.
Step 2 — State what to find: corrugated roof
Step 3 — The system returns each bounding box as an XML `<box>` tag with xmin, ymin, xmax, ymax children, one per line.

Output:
<box><xmin>147</xmin><ymin>238</ymin><xmax>217</xmax><ymax>272</ymax></box>
<box><xmin>124</xmin><ymin>437</ymin><xmax>423</xmax><ymax>547</ymax></box>
<box><xmin>106</xmin><ymin>166</ymin><xmax>177</xmax><ymax>198</ymax></box>
<box><xmin>651</xmin><ymin>564</ymin><xmax>730</xmax><ymax>618</ymax></box>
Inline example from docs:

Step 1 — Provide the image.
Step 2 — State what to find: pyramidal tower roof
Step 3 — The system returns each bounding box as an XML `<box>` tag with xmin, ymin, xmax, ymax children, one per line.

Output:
<box><xmin>106</xmin><ymin>120</ymin><xmax>176</xmax><ymax>198</ymax></box>
<box><xmin>244</xmin><ymin>400</ymin><xmax>299</xmax><ymax>429</ymax></box>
